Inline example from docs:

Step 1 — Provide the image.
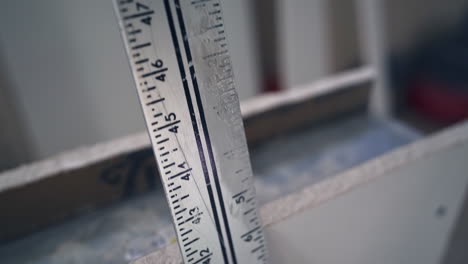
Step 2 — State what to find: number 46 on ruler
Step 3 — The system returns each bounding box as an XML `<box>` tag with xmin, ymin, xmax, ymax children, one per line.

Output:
<box><xmin>114</xmin><ymin>0</ymin><xmax>268</xmax><ymax>263</ymax></box>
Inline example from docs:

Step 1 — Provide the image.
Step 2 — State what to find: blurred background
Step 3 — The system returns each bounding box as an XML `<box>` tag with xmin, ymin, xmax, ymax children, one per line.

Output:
<box><xmin>1</xmin><ymin>0</ymin><xmax>468</xmax><ymax>169</ymax></box>
<box><xmin>1</xmin><ymin>0</ymin><xmax>468</xmax><ymax>263</ymax></box>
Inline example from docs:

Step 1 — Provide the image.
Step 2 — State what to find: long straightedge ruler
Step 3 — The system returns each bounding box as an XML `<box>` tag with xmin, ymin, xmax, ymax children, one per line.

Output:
<box><xmin>113</xmin><ymin>0</ymin><xmax>267</xmax><ymax>263</ymax></box>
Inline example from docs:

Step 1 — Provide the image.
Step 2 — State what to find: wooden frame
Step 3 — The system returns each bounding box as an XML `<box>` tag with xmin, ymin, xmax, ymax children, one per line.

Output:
<box><xmin>133</xmin><ymin>119</ymin><xmax>468</xmax><ymax>263</ymax></box>
<box><xmin>0</xmin><ymin>69</ymin><xmax>371</xmax><ymax>242</ymax></box>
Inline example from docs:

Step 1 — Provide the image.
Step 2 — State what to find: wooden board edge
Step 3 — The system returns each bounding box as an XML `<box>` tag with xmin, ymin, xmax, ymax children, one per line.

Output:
<box><xmin>131</xmin><ymin>120</ymin><xmax>468</xmax><ymax>264</ymax></box>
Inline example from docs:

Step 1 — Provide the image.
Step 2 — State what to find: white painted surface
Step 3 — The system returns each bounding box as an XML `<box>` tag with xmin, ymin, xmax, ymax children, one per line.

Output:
<box><xmin>356</xmin><ymin>0</ymin><xmax>392</xmax><ymax>117</ymax></box>
<box><xmin>131</xmin><ymin>121</ymin><xmax>468</xmax><ymax>264</ymax></box>
<box><xmin>266</xmin><ymin>141</ymin><xmax>468</xmax><ymax>264</ymax></box>
<box><xmin>277</xmin><ymin>0</ymin><xmax>330</xmax><ymax>89</ymax></box>
<box><xmin>0</xmin><ymin>0</ymin><xmax>259</xmax><ymax>159</ymax></box>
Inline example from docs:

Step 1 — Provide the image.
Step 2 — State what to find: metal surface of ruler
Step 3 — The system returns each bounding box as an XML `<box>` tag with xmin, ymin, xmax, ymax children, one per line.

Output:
<box><xmin>113</xmin><ymin>0</ymin><xmax>267</xmax><ymax>263</ymax></box>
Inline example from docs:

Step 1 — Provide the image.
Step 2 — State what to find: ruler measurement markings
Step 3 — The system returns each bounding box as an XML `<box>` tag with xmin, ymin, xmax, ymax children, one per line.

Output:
<box><xmin>135</xmin><ymin>58</ymin><xmax>149</xmax><ymax>64</ymax></box>
<box><xmin>163</xmin><ymin>0</ymin><xmax>229</xmax><ymax>262</ymax></box>
<box><xmin>174</xmin><ymin>1</ymin><xmax>237</xmax><ymax>263</ymax></box>
<box><xmin>132</xmin><ymin>42</ymin><xmax>151</xmax><ymax>50</ymax></box>
<box><xmin>123</xmin><ymin>10</ymin><xmax>155</xmax><ymax>20</ymax></box>
<box><xmin>193</xmin><ymin>253</ymin><xmax>213</xmax><ymax>264</ymax></box>
<box><xmin>156</xmin><ymin>138</ymin><xmax>169</xmax><ymax>145</ymax></box>
<box><xmin>141</xmin><ymin>67</ymin><xmax>169</xmax><ymax>78</ymax></box>
<box><xmin>115</xmin><ymin>0</ymin><xmax>266</xmax><ymax>263</ymax></box>
<box><xmin>186</xmin><ymin>249</ymin><xmax>197</xmax><ymax>257</ymax></box>
<box><xmin>128</xmin><ymin>28</ymin><xmax>142</xmax><ymax>35</ymax></box>
<box><xmin>154</xmin><ymin>120</ymin><xmax>181</xmax><ymax>131</ymax></box>
<box><xmin>146</xmin><ymin>97</ymin><xmax>165</xmax><ymax>105</ymax></box>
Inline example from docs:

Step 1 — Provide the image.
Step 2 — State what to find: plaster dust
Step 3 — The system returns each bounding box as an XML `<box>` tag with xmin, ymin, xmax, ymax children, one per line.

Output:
<box><xmin>0</xmin><ymin>115</ymin><xmax>421</xmax><ymax>263</ymax></box>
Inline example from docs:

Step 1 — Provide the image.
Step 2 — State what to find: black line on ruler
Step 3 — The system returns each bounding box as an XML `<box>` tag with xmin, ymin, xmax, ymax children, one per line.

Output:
<box><xmin>128</xmin><ymin>29</ymin><xmax>142</xmax><ymax>35</ymax></box>
<box><xmin>163</xmin><ymin>1</ymin><xmax>229</xmax><ymax>263</ymax></box>
<box><xmin>186</xmin><ymin>249</ymin><xmax>197</xmax><ymax>257</ymax></box>
<box><xmin>184</xmin><ymin>237</ymin><xmax>199</xmax><ymax>247</ymax></box>
<box><xmin>163</xmin><ymin>162</ymin><xmax>175</xmax><ymax>169</ymax></box>
<box><xmin>132</xmin><ymin>42</ymin><xmax>151</xmax><ymax>50</ymax></box>
<box><xmin>141</xmin><ymin>68</ymin><xmax>168</xmax><ymax>78</ymax></box>
<box><xmin>168</xmin><ymin>168</ymin><xmax>192</xmax><ymax>180</ymax></box>
<box><xmin>170</xmin><ymin>185</ymin><xmax>182</xmax><ymax>192</ymax></box>
<box><xmin>233</xmin><ymin>189</ymin><xmax>247</xmax><ymax>198</ymax></box>
<box><xmin>154</xmin><ymin>120</ymin><xmax>180</xmax><ymax>131</ymax></box>
<box><xmin>135</xmin><ymin>58</ymin><xmax>149</xmax><ymax>64</ymax></box>
<box><xmin>147</xmin><ymin>98</ymin><xmax>165</xmax><ymax>105</ymax></box>
<box><xmin>158</xmin><ymin>138</ymin><xmax>169</xmax><ymax>145</ymax></box>
<box><xmin>123</xmin><ymin>10</ymin><xmax>155</xmax><ymax>20</ymax></box>
<box><xmin>181</xmin><ymin>229</ymin><xmax>192</xmax><ymax>236</ymax></box>
<box><xmin>191</xmin><ymin>0</ymin><xmax>212</xmax><ymax>5</ymax></box>
<box><xmin>193</xmin><ymin>253</ymin><xmax>213</xmax><ymax>264</ymax></box>
<box><xmin>244</xmin><ymin>208</ymin><xmax>254</xmax><ymax>215</ymax></box>
<box><xmin>174</xmin><ymin>1</ymin><xmax>237</xmax><ymax>263</ymax></box>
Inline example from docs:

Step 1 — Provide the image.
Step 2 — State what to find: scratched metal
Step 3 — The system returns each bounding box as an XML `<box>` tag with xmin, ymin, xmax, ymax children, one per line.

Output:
<box><xmin>114</xmin><ymin>0</ymin><xmax>265</xmax><ymax>263</ymax></box>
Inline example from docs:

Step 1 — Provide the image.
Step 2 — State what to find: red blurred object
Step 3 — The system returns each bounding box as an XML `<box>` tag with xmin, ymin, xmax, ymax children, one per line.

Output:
<box><xmin>408</xmin><ymin>78</ymin><xmax>468</xmax><ymax>123</ymax></box>
<box><xmin>263</xmin><ymin>74</ymin><xmax>282</xmax><ymax>93</ymax></box>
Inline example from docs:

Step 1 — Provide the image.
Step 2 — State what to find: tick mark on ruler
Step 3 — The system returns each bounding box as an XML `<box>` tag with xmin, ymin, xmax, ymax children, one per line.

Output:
<box><xmin>123</xmin><ymin>10</ymin><xmax>155</xmax><ymax>20</ymax></box>
<box><xmin>193</xmin><ymin>253</ymin><xmax>213</xmax><ymax>264</ymax></box>
<box><xmin>183</xmin><ymin>237</ymin><xmax>199</xmax><ymax>247</ymax></box>
<box><xmin>181</xmin><ymin>229</ymin><xmax>192</xmax><ymax>236</ymax></box>
<box><xmin>146</xmin><ymin>98</ymin><xmax>165</xmax><ymax>105</ymax></box>
<box><xmin>119</xmin><ymin>0</ymin><xmax>133</xmax><ymax>5</ymax></box>
<box><xmin>132</xmin><ymin>42</ymin><xmax>151</xmax><ymax>50</ymax></box>
<box><xmin>157</xmin><ymin>138</ymin><xmax>169</xmax><ymax>144</ymax></box>
<box><xmin>128</xmin><ymin>29</ymin><xmax>141</xmax><ymax>35</ymax></box>
<box><xmin>169</xmin><ymin>168</ymin><xmax>192</xmax><ymax>180</ymax></box>
<box><xmin>153</xmin><ymin>120</ymin><xmax>180</xmax><ymax>131</ymax></box>
<box><xmin>163</xmin><ymin>162</ymin><xmax>175</xmax><ymax>169</ymax></box>
<box><xmin>136</xmin><ymin>58</ymin><xmax>149</xmax><ymax>64</ymax></box>
<box><xmin>145</xmin><ymin>86</ymin><xmax>156</xmax><ymax>92</ymax></box>
<box><xmin>141</xmin><ymin>68</ymin><xmax>168</xmax><ymax>78</ymax></box>
<box><xmin>187</xmin><ymin>250</ymin><xmax>197</xmax><ymax>257</ymax></box>
<box><xmin>214</xmin><ymin>36</ymin><xmax>225</xmax><ymax>42</ymax></box>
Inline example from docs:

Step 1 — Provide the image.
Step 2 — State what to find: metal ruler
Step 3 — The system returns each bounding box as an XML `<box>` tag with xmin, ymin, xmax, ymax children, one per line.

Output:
<box><xmin>113</xmin><ymin>0</ymin><xmax>267</xmax><ymax>263</ymax></box>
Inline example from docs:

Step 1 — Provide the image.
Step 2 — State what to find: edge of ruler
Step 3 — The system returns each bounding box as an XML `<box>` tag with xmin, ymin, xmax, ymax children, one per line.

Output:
<box><xmin>131</xmin><ymin>120</ymin><xmax>468</xmax><ymax>263</ymax></box>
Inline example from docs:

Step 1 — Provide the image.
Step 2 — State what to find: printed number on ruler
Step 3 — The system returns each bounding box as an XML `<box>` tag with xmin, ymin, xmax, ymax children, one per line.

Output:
<box><xmin>114</xmin><ymin>0</ymin><xmax>267</xmax><ymax>263</ymax></box>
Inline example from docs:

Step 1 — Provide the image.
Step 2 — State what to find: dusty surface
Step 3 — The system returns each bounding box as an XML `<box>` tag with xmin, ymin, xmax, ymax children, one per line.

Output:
<box><xmin>0</xmin><ymin>115</ymin><xmax>419</xmax><ymax>263</ymax></box>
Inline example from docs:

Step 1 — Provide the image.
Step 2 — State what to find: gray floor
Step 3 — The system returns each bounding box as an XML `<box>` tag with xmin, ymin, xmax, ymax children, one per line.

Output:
<box><xmin>0</xmin><ymin>115</ymin><xmax>421</xmax><ymax>264</ymax></box>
